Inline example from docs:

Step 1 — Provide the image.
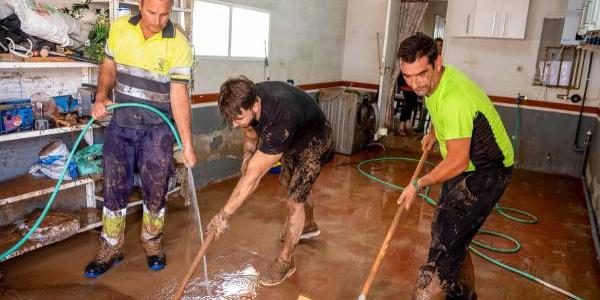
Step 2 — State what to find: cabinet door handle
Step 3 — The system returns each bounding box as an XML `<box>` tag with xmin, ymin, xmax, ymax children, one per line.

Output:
<box><xmin>492</xmin><ymin>11</ymin><xmax>497</xmax><ymax>36</ymax></box>
<box><xmin>503</xmin><ymin>12</ymin><xmax>508</xmax><ymax>37</ymax></box>
<box><xmin>466</xmin><ymin>14</ymin><xmax>470</xmax><ymax>34</ymax></box>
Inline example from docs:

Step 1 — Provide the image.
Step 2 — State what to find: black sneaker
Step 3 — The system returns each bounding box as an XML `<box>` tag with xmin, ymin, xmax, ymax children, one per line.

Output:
<box><xmin>147</xmin><ymin>254</ymin><xmax>166</xmax><ymax>271</ymax></box>
<box><xmin>83</xmin><ymin>253</ymin><xmax>124</xmax><ymax>278</ymax></box>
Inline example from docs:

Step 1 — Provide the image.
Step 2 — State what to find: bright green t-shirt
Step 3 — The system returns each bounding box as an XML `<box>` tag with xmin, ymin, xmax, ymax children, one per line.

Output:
<box><xmin>425</xmin><ymin>65</ymin><xmax>514</xmax><ymax>171</ymax></box>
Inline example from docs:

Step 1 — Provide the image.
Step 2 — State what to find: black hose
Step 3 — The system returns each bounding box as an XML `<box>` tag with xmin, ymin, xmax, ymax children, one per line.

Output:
<box><xmin>574</xmin><ymin>52</ymin><xmax>593</xmax><ymax>150</ymax></box>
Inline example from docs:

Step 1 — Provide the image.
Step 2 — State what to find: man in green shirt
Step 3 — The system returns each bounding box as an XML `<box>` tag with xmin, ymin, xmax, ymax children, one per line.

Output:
<box><xmin>396</xmin><ymin>33</ymin><xmax>514</xmax><ymax>299</ymax></box>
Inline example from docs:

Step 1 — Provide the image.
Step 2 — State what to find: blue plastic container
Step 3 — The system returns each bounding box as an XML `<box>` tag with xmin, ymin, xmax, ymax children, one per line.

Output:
<box><xmin>53</xmin><ymin>95</ymin><xmax>78</xmax><ymax>113</ymax></box>
<box><xmin>0</xmin><ymin>99</ymin><xmax>33</xmax><ymax>134</ymax></box>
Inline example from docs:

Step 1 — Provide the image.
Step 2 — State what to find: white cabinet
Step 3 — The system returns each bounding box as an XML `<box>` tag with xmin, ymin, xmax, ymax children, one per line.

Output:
<box><xmin>451</xmin><ymin>0</ymin><xmax>529</xmax><ymax>39</ymax></box>
<box><xmin>472</xmin><ymin>0</ymin><xmax>501</xmax><ymax>37</ymax></box>
<box><xmin>449</xmin><ymin>0</ymin><xmax>477</xmax><ymax>37</ymax></box>
<box><xmin>497</xmin><ymin>0</ymin><xmax>530</xmax><ymax>39</ymax></box>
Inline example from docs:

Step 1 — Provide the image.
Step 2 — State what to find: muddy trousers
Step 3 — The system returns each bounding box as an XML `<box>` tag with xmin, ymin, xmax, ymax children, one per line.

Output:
<box><xmin>98</xmin><ymin>121</ymin><xmax>174</xmax><ymax>260</ymax></box>
<box><xmin>414</xmin><ymin>167</ymin><xmax>512</xmax><ymax>300</ymax></box>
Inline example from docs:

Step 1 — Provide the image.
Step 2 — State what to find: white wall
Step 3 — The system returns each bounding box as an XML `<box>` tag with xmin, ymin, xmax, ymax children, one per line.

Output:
<box><xmin>445</xmin><ymin>0</ymin><xmax>600</xmax><ymax>107</ymax></box>
<box><xmin>192</xmin><ymin>0</ymin><xmax>349</xmax><ymax>94</ymax></box>
<box><xmin>341</xmin><ymin>0</ymin><xmax>387</xmax><ymax>85</ymax></box>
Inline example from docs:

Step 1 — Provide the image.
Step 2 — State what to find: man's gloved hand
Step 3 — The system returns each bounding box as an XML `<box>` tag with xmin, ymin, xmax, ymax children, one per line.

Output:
<box><xmin>206</xmin><ymin>209</ymin><xmax>232</xmax><ymax>240</ymax></box>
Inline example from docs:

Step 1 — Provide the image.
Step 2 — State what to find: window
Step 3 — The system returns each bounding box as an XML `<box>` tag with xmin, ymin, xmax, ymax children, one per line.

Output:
<box><xmin>433</xmin><ymin>14</ymin><xmax>445</xmax><ymax>39</ymax></box>
<box><xmin>193</xmin><ymin>1</ymin><xmax>270</xmax><ymax>58</ymax></box>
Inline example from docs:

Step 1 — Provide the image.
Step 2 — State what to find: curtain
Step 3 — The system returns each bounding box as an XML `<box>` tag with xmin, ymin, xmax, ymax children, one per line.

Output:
<box><xmin>383</xmin><ymin>0</ymin><xmax>429</xmax><ymax>128</ymax></box>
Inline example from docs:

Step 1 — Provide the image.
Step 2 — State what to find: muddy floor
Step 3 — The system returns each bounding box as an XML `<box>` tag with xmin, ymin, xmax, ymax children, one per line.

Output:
<box><xmin>1</xmin><ymin>135</ymin><xmax>599</xmax><ymax>299</ymax></box>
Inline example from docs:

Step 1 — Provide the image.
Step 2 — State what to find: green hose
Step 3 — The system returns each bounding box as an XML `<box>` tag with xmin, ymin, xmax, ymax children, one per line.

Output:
<box><xmin>497</xmin><ymin>97</ymin><xmax>540</xmax><ymax>224</ymax></box>
<box><xmin>0</xmin><ymin>103</ymin><xmax>183</xmax><ymax>262</ymax></box>
<box><xmin>357</xmin><ymin>157</ymin><xmax>582</xmax><ymax>300</ymax></box>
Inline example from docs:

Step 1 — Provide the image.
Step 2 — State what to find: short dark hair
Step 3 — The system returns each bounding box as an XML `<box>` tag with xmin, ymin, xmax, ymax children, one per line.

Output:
<box><xmin>218</xmin><ymin>75</ymin><xmax>257</xmax><ymax>121</ymax></box>
<box><xmin>434</xmin><ymin>37</ymin><xmax>443</xmax><ymax>43</ymax></box>
<box><xmin>397</xmin><ymin>33</ymin><xmax>439</xmax><ymax>66</ymax></box>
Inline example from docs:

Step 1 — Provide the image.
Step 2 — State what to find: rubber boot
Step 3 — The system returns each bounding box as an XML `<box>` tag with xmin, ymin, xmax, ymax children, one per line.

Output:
<box><xmin>84</xmin><ymin>207</ymin><xmax>126</xmax><ymax>278</ymax></box>
<box><xmin>141</xmin><ymin>204</ymin><xmax>166</xmax><ymax>271</ymax></box>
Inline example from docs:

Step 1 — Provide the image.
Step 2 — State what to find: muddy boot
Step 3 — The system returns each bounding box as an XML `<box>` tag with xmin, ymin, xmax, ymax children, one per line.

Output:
<box><xmin>141</xmin><ymin>204</ymin><xmax>166</xmax><ymax>271</ymax></box>
<box><xmin>84</xmin><ymin>237</ymin><xmax>124</xmax><ymax>278</ymax></box>
<box><xmin>84</xmin><ymin>208</ymin><xmax>126</xmax><ymax>278</ymax></box>
<box><xmin>259</xmin><ymin>257</ymin><xmax>296</xmax><ymax>287</ymax></box>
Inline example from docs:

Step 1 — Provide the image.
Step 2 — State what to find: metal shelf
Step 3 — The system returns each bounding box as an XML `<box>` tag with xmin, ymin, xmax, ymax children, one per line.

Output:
<box><xmin>0</xmin><ymin>175</ymin><xmax>96</xmax><ymax>206</ymax></box>
<box><xmin>0</xmin><ymin>61</ymin><xmax>97</xmax><ymax>69</ymax></box>
<box><xmin>0</xmin><ymin>124</ymin><xmax>98</xmax><ymax>143</ymax></box>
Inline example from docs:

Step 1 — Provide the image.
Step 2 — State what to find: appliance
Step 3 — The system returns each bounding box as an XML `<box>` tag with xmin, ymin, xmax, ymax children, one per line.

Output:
<box><xmin>318</xmin><ymin>88</ymin><xmax>376</xmax><ymax>155</ymax></box>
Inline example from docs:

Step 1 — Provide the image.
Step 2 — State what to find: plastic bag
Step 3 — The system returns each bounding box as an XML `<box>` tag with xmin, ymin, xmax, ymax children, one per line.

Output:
<box><xmin>73</xmin><ymin>143</ymin><xmax>103</xmax><ymax>176</ymax></box>
<box><xmin>29</xmin><ymin>138</ymin><xmax>78</xmax><ymax>180</ymax></box>
<box><xmin>8</xmin><ymin>0</ymin><xmax>79</xmax><ymax>47</ymax></box>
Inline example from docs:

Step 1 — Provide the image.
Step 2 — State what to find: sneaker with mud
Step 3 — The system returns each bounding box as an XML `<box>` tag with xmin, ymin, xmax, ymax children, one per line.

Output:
<box><xmin>279</xmin><ymin>222</ymin><xmax>321</xmax><ymax>242</ymax></box>
<box><xmin>259</xmin><ymin>257</ymin><xmax>296</xmax><ymax>287</ymax></box>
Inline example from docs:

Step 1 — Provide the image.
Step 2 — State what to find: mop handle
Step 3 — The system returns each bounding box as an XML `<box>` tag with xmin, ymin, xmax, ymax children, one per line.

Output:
<box><xmin>173</xmin><ymin>231</ymin><xmax>216</xmax><ymax>300</ymax></box>
<box><xmin>358</xmin><ymin>150</ymin><xmax>429</xmax><ymax>300</ymax></box>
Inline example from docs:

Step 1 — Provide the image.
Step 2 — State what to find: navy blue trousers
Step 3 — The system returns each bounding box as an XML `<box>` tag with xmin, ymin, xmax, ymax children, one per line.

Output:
<box><xmin>102</xmin><ymin>121</ymin><xmax>174</xmax><ymax>214</ymax></box>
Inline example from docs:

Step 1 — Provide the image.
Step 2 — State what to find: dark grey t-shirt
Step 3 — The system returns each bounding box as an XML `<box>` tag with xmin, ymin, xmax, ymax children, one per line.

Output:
<box><xmin>253</xmin><ymin>81</ymin><xmax>327</xmax><ymax>155</ymax></box>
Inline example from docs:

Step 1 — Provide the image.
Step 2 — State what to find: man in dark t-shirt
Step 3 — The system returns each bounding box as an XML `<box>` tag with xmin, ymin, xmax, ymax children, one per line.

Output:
<box><xmin>207</xmin><ymin>76</ymin><xmax>333</xmax><ymax>287</ymax></box>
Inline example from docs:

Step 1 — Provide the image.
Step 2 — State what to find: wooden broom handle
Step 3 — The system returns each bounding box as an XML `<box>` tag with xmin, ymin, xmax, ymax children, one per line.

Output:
<box><xmin>172</xmin><ymin>231</ymin><xmax>215</xmax><ymax>300</ymax></box>
<box><xmin>358</xmin><ymin>150</ymin><xmax>429</xmax><ymax>300</ymax></box>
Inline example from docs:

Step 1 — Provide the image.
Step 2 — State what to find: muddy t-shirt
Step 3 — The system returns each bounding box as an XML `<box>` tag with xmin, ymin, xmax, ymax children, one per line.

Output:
<box><xmin>253</xmin><ymin>81</ymin><xmax>327</xmax><ymax>155</ymax></box>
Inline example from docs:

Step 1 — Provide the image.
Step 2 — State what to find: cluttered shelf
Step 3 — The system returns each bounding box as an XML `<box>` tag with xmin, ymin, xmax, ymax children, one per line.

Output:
<box><xmin>0</xmin><ymin>174</ymin><xmax>96</xmax><ymax>206</ymax></box>
<box><xmin>1</xmin><ymin>90</ymin><xmax>98</xmax><ymax>141</ymax></box>
<box><xmin>0</xmin><ymin>207</ymin><xmax>101</xmax><ymax>261</ymax></box>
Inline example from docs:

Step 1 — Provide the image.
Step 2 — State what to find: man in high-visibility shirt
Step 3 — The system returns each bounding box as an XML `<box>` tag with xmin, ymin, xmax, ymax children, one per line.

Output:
<box><xmin>396</xmin><ymin>33</ymin><xmax>514</xmax><ymax>299</ymax></box>
<box><xmin>84</xmin><ymin>0</ymin><xmax>196</xmax><ymax>278</ymax></box>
